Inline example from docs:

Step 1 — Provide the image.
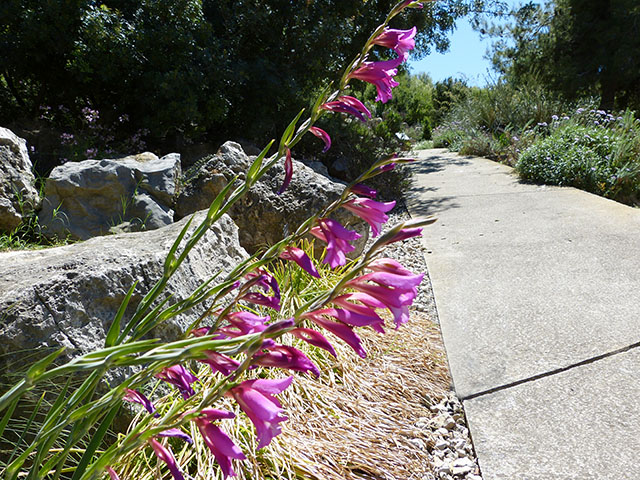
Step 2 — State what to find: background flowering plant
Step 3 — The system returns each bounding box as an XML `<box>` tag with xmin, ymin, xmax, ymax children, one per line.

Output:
<box><xmin>0</xmin><ymin>2</ymin><xmax>435</xmax><ymax>479</ymax></box>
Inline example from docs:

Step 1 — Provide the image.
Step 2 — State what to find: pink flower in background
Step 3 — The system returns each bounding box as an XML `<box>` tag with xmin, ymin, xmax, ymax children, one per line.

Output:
<box><xmin>218</xmin><ymin>311</ymin><xmax>270</xmax><ymax>337</ymax></box>
<box><xmin>148</xmin><ymin>438</ymin><xmax>185</xmax><ymax>480</ymax></box>
<box><xmin>302</xmin><ymin>309</ymin><xmax>367</xmax><ymax>358</ymax></box>
<box><xmin>321</xmin><ymin>95</ymin><xmax>372</xmax><ymax>122</ymax></box>
<box><xmin>277</xmin><ymin>148</ymin><xmax>293</xmax><ymax>195</ymax></box>
<box><xmin>230</xmin><ymin>377</ymin><xmax>293</xmax><ymax>449</ymax></box>
<box><xmin>380</xmin><ymin>226</ymin><xmax>423</xmax><ymax>246</ymax></box>
<box><xmin>105</xmin><ymin>467</ymin><xmax>120</xmax><ymax>480</ymax></box>
<box><xmin>310</xmin><ymin>218</ymin><xmax>361</xmax><ymax>268</ymax></box>
<box><xmin>373</xmin><ymin>27</ymin><xmax>417</xmax><ymax>60</ymax></box>
<box><xmin>279</xmin><ymin>246</ymin><xmax>320</xmax><ymax>278</ymax></box>
<box><xmin>192</xmin><ymin>409</ymin><xmax>246</xmax><ymax>478</ymax></box>
<box><xmin>252</xmin><ymin>344</ymin><xmax>321</xmax><ymax>377</ymax></box>
<box><xmin>290</xmin><ymin>327</ymin><xmax>337</xmax><ymax>357</ymax></box>
<box><xmin>315</xmin><ymin>307</ymin><xmax>385</xmax><ymax>333</ymax></box>
<box><xmin>155</xmin><ymin>365</ymin><xmax>199</xmax><ymax>399</ymax></box>
<box><xmin>350</xmin><ymin>183</ymin><xmax>377</xmax><ymax>198</ymax></box>
<box><xmin>346</xmin><ymin>258</ymin><xmax>424</xmax><ymax>327</ymax></box>
<box><xmin>348</xmin><ymin>57</ymin><xmax>403</xmax><ymax>103</ymax></box>
<box><xmin>199</xmin><ymin>351</ymin><xmax>240</xmax><ymax>376</ymax></box>
<box><xmin>309</xmin><ymin>126</ymin><xmax>332</xmax><ymax>152</ymax></box>
<box><xmin>343</xmin><ymin>197</ymin><xmax>396</xmax><ymax>236</ymax></box>
<box><xmin>123</xmin><ymin>388</ymin><xmax>157</xmax><ymax>416</ymax></box>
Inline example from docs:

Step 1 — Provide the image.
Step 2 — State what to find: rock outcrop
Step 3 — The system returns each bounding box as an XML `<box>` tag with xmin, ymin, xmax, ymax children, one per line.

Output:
<box><xmin>38</xmin><ymin>152</ymin><xmax>181</xmax><ymax>240</ymax></box>
<box><xmin>0</xmin><ymin>212</ymin><xmax>247</xmax><ymax>380</ymax></box>
<box><xmin>175</xmin><ymin>141</ymin><xmax>368</xmax><ymax>254</ymax></box>
<box><xmin>0</xmin><ymin>127</ymin><xmax>41</xmax><ymax>232</ymax></box>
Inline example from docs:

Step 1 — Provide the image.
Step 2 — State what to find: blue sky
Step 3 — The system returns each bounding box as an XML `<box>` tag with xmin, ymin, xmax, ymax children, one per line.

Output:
<box><xmin>409</xmin><ymin>1</ymin><xmax>545</xmax><ymax>86</ymax></box>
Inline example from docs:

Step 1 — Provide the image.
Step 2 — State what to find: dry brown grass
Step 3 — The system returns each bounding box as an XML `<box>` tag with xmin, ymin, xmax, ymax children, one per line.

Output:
<box><xmin>115</xmin><ymin>310</ymin><xmax>451</xmax><ymax>480</ymax></box>
<box><xmin>258</xmin><ymin>310</ymin><xmax>451</xmax><ymax>480</ymax></box>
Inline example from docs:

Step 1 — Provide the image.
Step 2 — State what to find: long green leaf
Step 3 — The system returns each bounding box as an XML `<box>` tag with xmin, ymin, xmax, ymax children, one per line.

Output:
<box><xmin>105</xmin><ymin>281</ymin><xmax>137</xmax><ymax>348</ymax></box>
<box><xmin>279</xmin><ymin>108</ymin><xmax>305</xmax><ymax>151</ymax></box>
<box><xmin>26</xmin><ymin>347</ymin><xmax>66</xmax><ymax>381</ymax></box>
<box><xmin>71</xmin><ymin>405</ymin><xmax>120</xmax><ymax>480</ymax></box>
<box><xmin>246</xmin><ymin>140</ymin><xmax>275</xmax><ymax>185</ymax></box>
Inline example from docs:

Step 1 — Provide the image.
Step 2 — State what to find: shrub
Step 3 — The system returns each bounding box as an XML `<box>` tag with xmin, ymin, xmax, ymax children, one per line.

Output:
<box><xmin>516</xmin><ymin>119</ymin><xmax>640</xmax><ymax>203</ymax></box>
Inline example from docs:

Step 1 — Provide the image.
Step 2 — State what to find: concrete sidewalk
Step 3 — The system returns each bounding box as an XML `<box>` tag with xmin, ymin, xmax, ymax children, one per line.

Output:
<box><xmin>406</xmin><ymin>149</ymin><xmax>640</xmax><ymax>480</ymax></box>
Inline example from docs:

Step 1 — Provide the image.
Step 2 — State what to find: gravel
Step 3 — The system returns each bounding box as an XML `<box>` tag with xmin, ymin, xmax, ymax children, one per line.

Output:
<box><xmin>370</xmin><ymin>199</ymin><xmax>485</xmax><ymax>480</ymax></box>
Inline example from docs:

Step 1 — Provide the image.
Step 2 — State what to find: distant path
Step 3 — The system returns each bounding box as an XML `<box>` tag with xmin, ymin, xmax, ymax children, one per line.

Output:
<box><xmin>406</xmin><ymin>149</ymin><xmax>640</xmax><ymax>480</ymax></box>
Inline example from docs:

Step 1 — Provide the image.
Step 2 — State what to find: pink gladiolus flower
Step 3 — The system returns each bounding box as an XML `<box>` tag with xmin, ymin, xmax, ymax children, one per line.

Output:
<box><xmin>277</xmin><ymin>148</ymin><xmax>293</xmax><ymax>195</ymax></box>
<box><xmin>218</xmin><ymin>311</ymin><xmax>270</xmax><ymax>338</ymax></box>
<box><xmin>343</xmin><ymin>197</ymin><xmax>396</xmax><ymax>236</ymax></box>
<box><xmin>241</xmin><ymin>270</ymin><xmax>281</xmax><ymax>311</ymax></box>
<box><xmin>381</xmin><ymin>226</ymin><xmax>423</xmax><ymax>246</ymax></box>
<box><xmin>332</xmin><ymin>296</ymin><xmax>386</xmax><ymax>333</ymax></box>
<box><xmin>310</xmin><ymin>218</ymin><xmax>361</xmax><ymax>268</ymax></box>
<box><xmin>155</xmin><ymin>365</ymin><xmax>199</xmax><ymax>399</ymax></box>
<box><xmin>252</xmin><ymin>344</ymin><xmax>320</xmax><ymax>377</ymax></box>
<box><xmin>279</xmin><ymin>246</ymin><xmax>320</xmax><ymax>278</ymax></box>
<box><xmin>230</xmin><ymin>377</ymin><xmax>293</xmax><ymax>449</ymax></box>
<box><xmin>192</xmin><ymin>409</ymin><xmax>246</xmax><ymax>478</ymax></box>
<box><xmin>372</xmin><ymin>27</ymin><xmax>417</xmax><ymax>60</ymax></box>
<box><xmin>380</xmin><ymin>162</ymin><xmax>396</xmax><ymax>172</ymax></box>
<box><xmin>123</xmin><ymin>388</ymin><xmax>157</xmax><ymax>416</ymax></box>
<box><xmin>350</xmin><ymin>183</ymin><xmax>377</xmax><ymax>198</ymax></box>
<box><xmin>348</xmin><ymin>57</ymin><xmax>403</xmax><ymax>103</ymax></box>
<box><xmin>346</xmin><ymin>258</ymin><xmax>424</xmax><ymax>328</ymax></box>
<box><xmin>148</xmin><ymin>438</ymin><xmax>185</xmax><ymax>480</ymax></box>
<box><xmin>106</xmin><ymin>467</ymin><xmax>120</xmax><ymax>480</ymax></box>
<box><xmin>200</xmin><ymin>351</ymin><xmax>240</xmax><ymax>376</ymax></box>
<box><xmin>302</xmin><ymin>310</ymin><xmax>366</xmax><ymax>358</ymax></box>
<box><xmin>157</xmin><ymin>428</ymin><xmax>193</xmax><ymax>444</ymax></box>
<box><xmin>321</xmin><ymin>95</ymin><xmax>372</xmax><ymax>122</ymax></box>
<box><xmin>309</xmin><ymin>126</ymin><xmax>331</xmax><ymax>152</ymax></box>
<box><xmin>290</xmin><ymin>327</ymin><xmax>337</xmax><ymax>357</ymax></box>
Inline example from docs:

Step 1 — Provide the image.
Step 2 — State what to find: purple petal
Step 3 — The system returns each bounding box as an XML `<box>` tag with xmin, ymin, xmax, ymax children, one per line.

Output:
<box><xmin>309</xmin><ymin>126</ymin><xmax>331</xmax><ymax>153</ymax></box>
<box><xmin>277</xmin><ymin>148</ymin><xmax>293</xmax><ymax>195</ymax></box>
<box><xmin>280</xmin><ymin>247</ymin><xmax>320</xmax><ymax>278</ymax></box>
<box><xmin>157</xmin><ymin>428</ymin><xmax>193</xmax><ymax>444</ymax></box>
<box><xmin>290</xmin><ymin>328</ymin><xmax>337</xmax><ymax>357</ymax></box>
<box><xmin>148</xmin><ymin>438</ymin><xmax>185</xmax><ymax>480</ymax></box>
<box><xmin>123</xmin><ymin>388</ymin><xmax>156</xmax><ymax>415</ymax></box>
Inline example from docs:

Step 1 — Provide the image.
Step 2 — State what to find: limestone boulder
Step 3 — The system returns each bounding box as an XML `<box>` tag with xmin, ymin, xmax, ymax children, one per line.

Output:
<box><xmin>38</xmin><ymin>152</ymin><xmax>181</xmax><ymax>240</ymax></box>
<box><xmin>0</xmin><ymin>212</ymin><xmax>247</xmax><ymax>381</ymax></box>
<box><xmin>0</xmin><ymin>127</ymin><xmax>41</xmax><ymax>232</ymax></box>
<box><xmin>175</xmin><ymin>141</ymin><xmax>369</xmax><ymax>254</ymax></box>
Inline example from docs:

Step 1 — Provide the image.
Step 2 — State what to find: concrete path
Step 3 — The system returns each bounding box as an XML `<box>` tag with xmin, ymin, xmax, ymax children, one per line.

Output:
<box><xmin>406</xmin><ymin>149</ymin><xmax>640</xmax><ymax>480</ymax></box>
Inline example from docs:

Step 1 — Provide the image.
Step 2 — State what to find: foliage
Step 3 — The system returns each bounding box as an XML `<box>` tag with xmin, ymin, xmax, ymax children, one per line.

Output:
<box><xmin>516</xmin><ymin>110</ymin><xmax>640</xmax><ymax>204</ymax></box>
<box><xmin>0</xmin><ymin>0</ymin><xmax>486</xmax><ymax>161</ymax></box>
<box><xmin>0</xmin><ymin>4</ymin><xmax>435</xmax><ymax>480</ymax></box>
<box><xmin>483</xmin><ymin>0</ymin><xmax>640</xmax><ymax>111</ymax></box>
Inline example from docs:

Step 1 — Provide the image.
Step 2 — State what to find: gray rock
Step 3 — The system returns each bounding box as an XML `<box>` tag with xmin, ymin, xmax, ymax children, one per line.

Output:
<box><xmin>0</xmin><ymin>127</ymin><xmax>41</xmax><ymax>232</ymax></box>
<box><xmin>38</xmin><ymin>152</ymin><xmax>181</xmax><ymax>240</ymax></box>
<box><xmin>175</xmin><ymin>141</ymin><xmax>368</xmax><ymax>255</ymax></box>
<box><xmin>0</xmin><ymin>212</ymin><xmax>247</xmax><ymax>382</ymax></box>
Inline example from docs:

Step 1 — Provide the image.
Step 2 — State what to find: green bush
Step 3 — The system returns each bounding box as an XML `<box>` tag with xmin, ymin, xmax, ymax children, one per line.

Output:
<box><xmin>516</xmin><ymin>120</ymin><xmax>640</xmax><ymax>203</ymax></box>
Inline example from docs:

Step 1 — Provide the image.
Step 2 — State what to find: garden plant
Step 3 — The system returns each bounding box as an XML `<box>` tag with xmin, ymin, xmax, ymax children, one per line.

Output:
<box><xmin>0</xmin><ymin>2</ymin><xmax>435</xmax><ymax>479</ymax></box>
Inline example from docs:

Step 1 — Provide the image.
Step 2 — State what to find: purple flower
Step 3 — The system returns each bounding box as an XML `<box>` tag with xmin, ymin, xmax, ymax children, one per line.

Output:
<box><xmin>309</xmin><ymin>126</ymin><xmax>331</xmax><ymax>152</ymax></box>
<box><xmin>349</xmin><ymin>57</ymin><xmax>403</xmax><ymax>103</ymax></box>
<box><xmin>302</xmin><ymin>310</ymin><xmax>366</xmax><ymax>358</ymax></box>
<box><xmin>157</xmin><ymin>428</ymin><xmax>193</xmax><ymax>444</ymax></box>
<box><xmin>218</xmin><ymin>311</ymin><xmax>270</xmax><ymax>337</ymax></box>
<box><xmin>155</xmin><ymin>365</ymin><xmax>199</xmax><ymax>399</ymax></box>
<box><xmin>314</xmin><ymin>306</ymin><xmax>385</xmax><ymax>333</ymax></box>
<box><xmin>372</xmin><ymin>27</ymin><xmax>417</xmax><ymax>61</ymax></box>
<box><xmin>310</xmin><ymin>218</ymin><xmax>361</xmax><ymax>268</ymax></box>
<box><xmin>199</xmin><ymin>351</ymin><xmax>240</xmax><ymax>376</ymax></box>
<box><xmin>106</xmin><ymin>467</ymin><xmax>120</xmax><ymax>480</ymax></box>
<box><xmin>123</xmin><ymin>388</ymin><xmax>157</xmax><ymax>416</ymax></box>
<box><xmin>321</xmin><ymin>95</ymin><xmax>372</xmax><ymax>122</ymax></box>
<box><xmin>279</xmin><ymin>246</ymin><xmax>320</xmax><ymax>278</ymax></box>
<box><xmin>346</xmin><ymin>258</ymin><xmax>424</xmax><ymax>327</ymax></box>
<box><xmin>230</xmin><ymin>377</ymin><xmax>293</xmax><ymax>449</ymax></box>
<box><xmin>192</xmin><ymin>409</ymin><xmax>246</xmax><ymax>478</ymax></box>
<box><xmin>277</xmin><ymin>148</ymin><xmax>293</xmax><ymax>195</ymax></box>
<box><xmin>343</xmin><ymin>197</ymin><xmax>396</xmax><ymax>236</ymax></box>
<box><xmin>290</xmin><ymin>327</ymin><xmax>337</xmax><ymax>357</ymax></box>
<box><xmin>252</xmin><ymin>344</ymin><xmax>320</xmax><ymax>377</ymax></box>
<box><xmin>350</xmin><ymin>183</ymin><xmax>377</xmax><ymax>198</ymax></box>
<box><xmin>148</xmin><ymin>438</ymin><xmax>185</xmax><ymax>480</ymax></box>
<box><xmin>379</xmin><ymin>226</ymin><xmax>423</xmax><ymax>246</ymax></box>
<box><xmin>241</xmin><ymin>270</ymin><xmax>281</xmax><ymax>311</ymax></box>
